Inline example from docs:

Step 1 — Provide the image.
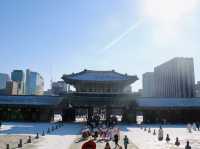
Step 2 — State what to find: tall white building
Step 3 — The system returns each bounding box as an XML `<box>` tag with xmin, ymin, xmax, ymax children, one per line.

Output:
<box><xmin>11</xmin><ymin>70</ymin><xmax>25</xmax><ymax>95</ymax></box>
<box><xmin>142</xmin><ymin>72</ymin><xmax>155</xmax><ymax>97</ymax></box>
<box><xmin>0</xmin><ymin>73</ymin><xmax>10</xmax><ymax>89</ymax></box>
<box><xmin>154</xmin><ymin>57</ymin><xmax>195</xmax><ymax>98</ymax></box>
<box><xmin>195</xmin><ymin>81</ymin><xmax>200</xmax><ymax>97</ymax></box>
<box><xmin>142</xmin><ymin>57</ymin><xmax>195</xmax><ymax>98</ymax></box>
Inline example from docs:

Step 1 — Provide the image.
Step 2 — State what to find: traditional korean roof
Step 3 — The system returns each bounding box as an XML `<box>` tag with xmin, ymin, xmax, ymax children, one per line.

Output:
<box><xmin>0</xmin><ymin>95</ymin><xmax>63</xmax><ymax>107</ymax></box>
<box><xmin>136</xmin><ymin>97</ymin><xmax>200</xmax><ymax>108</ymax></box>
<box><xmin>62</xmin><ymin>70</ymin><xmax>138</xmax><ymax>83</ymax></box>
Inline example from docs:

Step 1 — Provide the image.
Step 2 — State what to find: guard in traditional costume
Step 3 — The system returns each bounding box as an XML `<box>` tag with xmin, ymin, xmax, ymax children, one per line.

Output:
<box><xmin>82</xmin><ymin>140</ymin><xmax>96</xmax><ymax>149</ymax></box>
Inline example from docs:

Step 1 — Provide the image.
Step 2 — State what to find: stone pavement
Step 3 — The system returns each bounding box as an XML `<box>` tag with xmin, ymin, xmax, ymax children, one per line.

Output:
<box><xmin>69</xmin><ymin>133</ymin><xmax>139</xmax><ymax>149</ymax></box>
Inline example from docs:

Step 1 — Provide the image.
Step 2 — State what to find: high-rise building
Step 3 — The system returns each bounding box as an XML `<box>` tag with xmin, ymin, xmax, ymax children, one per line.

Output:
<box><xmin>6</xmin><ymin>81</ymin><xmax>19</xmax><ymax>95</ymax></box>
<box><xmin>25</xmin><ymin>69</ymin><xmax>44</xmax><ymax>95</ymax></box>
<box><xmin>154</xmin><ymin>57</ymin><xmax>195</xmax><ymax>98</ymax></box>
<box><xmin>51</xmin><ymin>81</ymin><xmax>68</xmax><ymax>95</ymax></box>
<box><xmin>0</xmin><ymin>73</ymin><xmax>10</xmax><ymax>89</ymax></box>
<box><xmin>194</xmin><ymin>81</ymin><xmax>200</xmax><ymax>97</ymax></box>
<box><xmin>11</xmin><ymin>70</ymin><xmax>25</xmax><ymax>95</ymax></box>
<box><xmin>142</xmin><ymin>57</ymin><xmax>195</xmax><ymax>98</ymax></box>
<box><xmin>142</xmin><ymin>72</ymin><xmax>155</xmax><ymax>97</ymax></box>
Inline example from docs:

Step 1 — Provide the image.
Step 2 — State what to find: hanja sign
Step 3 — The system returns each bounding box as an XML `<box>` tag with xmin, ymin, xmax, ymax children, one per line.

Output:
<box><xmin>136</xmin><ymin>114</ymin><xmax>143</xmax><ymax>124</ymax></box>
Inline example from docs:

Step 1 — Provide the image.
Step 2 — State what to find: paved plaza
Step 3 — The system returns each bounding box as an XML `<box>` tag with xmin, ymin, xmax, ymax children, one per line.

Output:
<box><xmin>1</xmin><ymin>122</ymin><xmax>200</xmax><ymax>149</ymax></box>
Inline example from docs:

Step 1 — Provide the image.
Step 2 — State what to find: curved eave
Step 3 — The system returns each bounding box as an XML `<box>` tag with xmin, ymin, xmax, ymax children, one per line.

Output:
<box><xmin>62</xmin><ymin>75</ymin><xmax>138</xmax><ymax>85</ymax></box>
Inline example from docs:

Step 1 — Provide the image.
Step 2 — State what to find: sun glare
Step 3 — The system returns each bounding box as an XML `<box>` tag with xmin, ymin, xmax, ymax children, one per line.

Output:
<box><xmin>139</xmin><ymin>0</ymin><xmax>199</xmax><ymax>46</ymax></box>
<box><xmin>141</xmin><ymin>0</ymin><xmax>198</xmax><ymax>22</ymax></box>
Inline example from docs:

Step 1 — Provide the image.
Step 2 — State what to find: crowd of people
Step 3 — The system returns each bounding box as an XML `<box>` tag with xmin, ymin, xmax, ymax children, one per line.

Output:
<box><xmin>81</xmin><ymin>116</ymin><xmax>129</xmax><ymax>149</ymax></box>
<box><xmin>187</xmin><ymin>122</ymin><xmax>200</xmax><ymax>133</ymax></box>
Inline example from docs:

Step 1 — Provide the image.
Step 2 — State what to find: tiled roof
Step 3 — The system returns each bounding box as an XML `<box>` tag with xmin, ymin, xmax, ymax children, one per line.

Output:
<box><xmin>136</xmin><ymin>97</ymin><xmax>200</xmax><ymax>108</ymax></box>
<box><xmin>63</xmin><ymin>70</ymin><xmax>138</xmax><ymax>82</ymax></box>
<box><xmin>0</xmin><ymin>95</ymin><xmax>62</xmax><ymax>107</ymax></box>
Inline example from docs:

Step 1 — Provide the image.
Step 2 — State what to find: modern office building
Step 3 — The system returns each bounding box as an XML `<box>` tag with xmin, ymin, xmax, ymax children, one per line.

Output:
<box><xmin>25</xmin><ymin>69</ymin><xmax>44</xmax><ymax>95</ymax></box>
<box><xmin>11</xmin><ymin>70</ymin><xmax>25</xmax><ymax>95</ymax></box>
<box><xmin>0</xmin><ymin>73</ymin><xmax>10</xmax><ymax>89</ymax></box>
<box><xmin>51</xmin><ymin>81</ymin><xmax>68</xmax><ymax>95</ymax></box>
<box><xmin>194</xmin><ymin>81</ymin><xmax>200</xmax><ymax>97</ymax></box>
<box><xmin>154</xmin><ymin>57</ymin><xmax>195</xmax><ymax>98</ymax></box>
<box><xmin>142</xmin><ymin>72</ymin><xmax>155</xmax><ymax>97</ymax></box>
<box><xmin>6</xmin><ymin>81</ymin><xmax>19</xmax><ymax>95</ymax></box>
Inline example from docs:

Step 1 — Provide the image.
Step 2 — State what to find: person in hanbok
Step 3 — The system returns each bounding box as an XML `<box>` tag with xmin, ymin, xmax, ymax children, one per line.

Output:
<box><xmin>158</xmin><ymin>126</ymin><xmax>164</xmax><ymax>141</ymax></box>
<box><xmin>82</xmin><ymin>127</ymin><xmax>90</xmax><ymax>138</ymax></box>
<box><xmin>105</xmin><ymin>129</ymin><xmax>112</xmax><ymax>141</ymax></box>
<box><xmin>187</xmin><ymin>123</ymin><xmax>192</xmax><ymax>133</ymax></box>
<box><xmin>192</xmin><ymin>122</ymin><xmax>197</xmax><ymax>131</ymax></box>
<box><xmin>99</xmin><ymin>126</ymin><xmax>105</xmax><ymax>141</ymax></box>
<box><xmin>82</xmin><ymin>140</ymin><xmax>96</xmax><ymax>149</ymax></box>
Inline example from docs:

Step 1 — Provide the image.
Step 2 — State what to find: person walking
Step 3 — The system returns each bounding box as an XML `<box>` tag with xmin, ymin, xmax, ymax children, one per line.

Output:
<box><xmin>158</xmin><ymin>126</ymin><xmax>164</xmax><ymax>141</ymax></box>
<box><xmin>114</xmin><ymin>134</ymin><xmax>119</xmax><ymax>146</ymax></box>
<box><xmin>104</xmin><ymin>142</ymin><xmax>111</xmax><ymax>149</ymax></box>
<box><xmin>123</xmin><ymin>135</ymin><xmax>129</xmax><ymax>149</ymax></box>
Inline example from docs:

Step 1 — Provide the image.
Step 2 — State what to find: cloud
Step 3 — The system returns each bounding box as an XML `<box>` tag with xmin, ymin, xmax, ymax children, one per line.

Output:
<box><xmin>98</xmin><ymin>19</ymin><xmax>144</xmax><ymax>55</ymax></box>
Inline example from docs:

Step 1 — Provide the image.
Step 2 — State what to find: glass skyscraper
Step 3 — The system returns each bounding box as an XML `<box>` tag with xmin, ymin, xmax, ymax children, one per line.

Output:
<box><xmin>11</xmin><ymin>70</ymin><xmax>25</xmax><ymax>95</ymax></box>
<box><xmin>0</xmin><ymin>73</ymin><xmax>10</xmax><ymax>89</ymax></box>
<box><xmin>26</xmin><ymin>69</ymin><xmax>44</xmax><ymax>95</ymax></box>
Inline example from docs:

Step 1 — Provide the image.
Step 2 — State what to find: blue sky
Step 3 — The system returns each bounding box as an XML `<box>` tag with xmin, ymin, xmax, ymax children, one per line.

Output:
<box><xmin>0</xmin><ymin>0</ymin><xmax>200</xmax><ymax>91</ymax></box>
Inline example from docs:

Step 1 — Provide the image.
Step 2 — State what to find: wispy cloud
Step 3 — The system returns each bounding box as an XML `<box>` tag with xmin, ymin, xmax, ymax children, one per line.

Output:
<box><xmin>98</xmin><ymin>19</ymin><xmax>144</xmax><ymax>55</ymax></box>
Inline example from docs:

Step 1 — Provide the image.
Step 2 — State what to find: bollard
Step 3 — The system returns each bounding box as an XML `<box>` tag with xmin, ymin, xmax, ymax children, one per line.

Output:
<box><xmin>175</xmin><ymin>137</ymin><xmax>180</xmax><ymax>146</ymax></box>
<box><xmin>153</xmin><ymin>129</ymin><xmax>156</xmax><ymax>135</ymax></box>
<box><xmin>35</xmin><ymin>133</ymin><xmax>39</xmax><ymax>139</ymax></box>
<box><xmin>6</xmin><ymin>144</ymin><xmax>9</xmax><ymax>149</ymax></box>
<box><xmin>27</xmin><ymin>136</ymin><xmax>32</xmax><ymax>143</ymax></box>
<box><xmin>18</xmin><ymin>139</ymin><xmax>23</xmax><ymax>148</ymax></box>
<box><xmin>148</xmin><ymin>128</ymin><xmax>151</xmax><ymax>133</ymax></box>
<box><xmin>42</xmin><ymin>130</ymin><xmax>45</xmax><ymax>136</ymax></box>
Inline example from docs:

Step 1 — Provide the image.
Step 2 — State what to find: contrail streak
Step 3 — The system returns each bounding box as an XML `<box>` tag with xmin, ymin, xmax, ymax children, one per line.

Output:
<box><xmin>99</xmin><ymin>19</ymin><xmax>144</xmax><ymax>54</ymax></box>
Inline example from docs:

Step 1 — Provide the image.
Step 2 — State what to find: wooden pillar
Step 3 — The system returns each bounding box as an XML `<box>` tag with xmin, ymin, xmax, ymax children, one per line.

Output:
<box><xmin>122</xmin><ymin>106</ymin><xmax>136</xmax><ymax>123</ymax></box>
<box><xmin>88</xmin><ymin>107</ymin><xmax>94</xmax><ymax>121</ymax></box>
<box><xmin>106</xmin><ymin>106</ymin><xmax>111</xmax><ymax>121</ymax></box>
